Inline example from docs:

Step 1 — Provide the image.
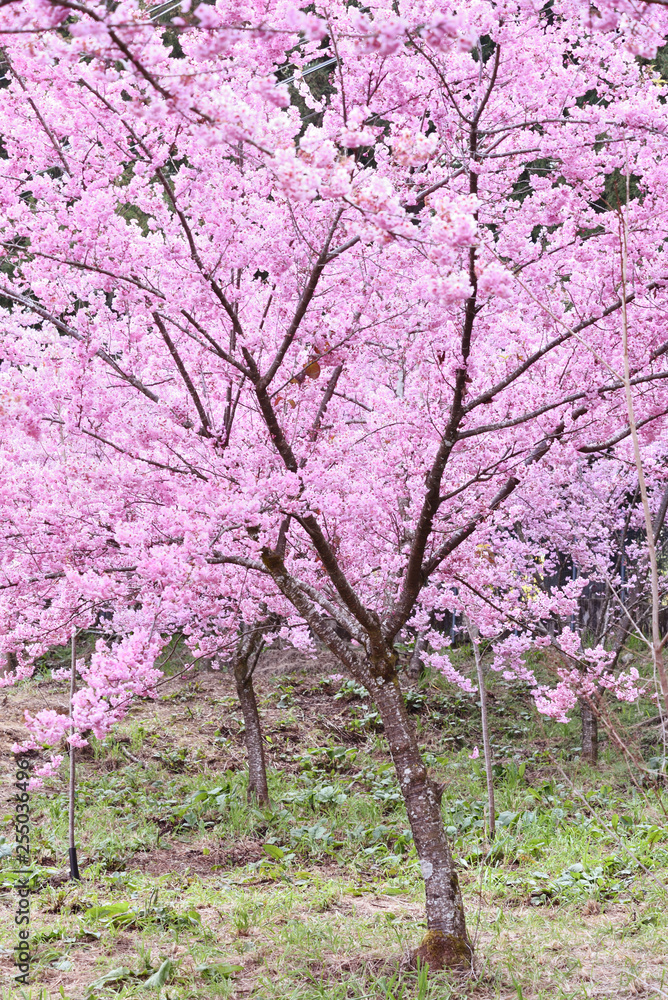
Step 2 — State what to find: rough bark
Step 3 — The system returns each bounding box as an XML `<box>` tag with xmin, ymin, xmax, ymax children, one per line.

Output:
<box><xmin>235</xmin><ymin>663</ymin><xmax>269</xmax><ymax>805</ymax></box>
<box><xmin>369</xmin><ymin>672</ymin><xmax>472</xmax><ymax>970</ymax></box>
<box><xmin>580</xmin><ymin>698</ymin><xmax>598</xmax><ymax>765</ymax></box>
<box><xmin>260</xmin><ymin>549</ymin><xmax>472</xmax><ymax>970</ymax></box>
<box><xmin>233</xmin><ymin>625</ymin><xmax>270</xmax><ymax>806</ymax></box>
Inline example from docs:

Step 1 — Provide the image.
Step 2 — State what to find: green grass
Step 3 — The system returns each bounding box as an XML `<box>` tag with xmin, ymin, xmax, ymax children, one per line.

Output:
<box><xmin>1</xmin><ymin>649</ymin><xmax>668</xmax><ymax>998</ymax></box>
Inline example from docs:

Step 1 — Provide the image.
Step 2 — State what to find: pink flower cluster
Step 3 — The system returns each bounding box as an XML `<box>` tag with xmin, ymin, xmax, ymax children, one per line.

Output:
<box><xmin>0</xmin><ymin>0</ymin><xmax>664</xmax><ymax>755</ymax></box>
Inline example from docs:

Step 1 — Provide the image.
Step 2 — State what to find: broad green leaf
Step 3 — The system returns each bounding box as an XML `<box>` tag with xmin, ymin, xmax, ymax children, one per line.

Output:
<box><xmin>143</xmin><ymin>959</ymin><xmax>173</xmax><ymax>989</ymax></box>
<box><xmin>86</xmin><ymin>902</ymin><xmax>130</xmax><ymax>920</ymax></box>
<box><xmin>196</xmin><ymin>963</ymin><xmax>243</xmax><ymax>980</ymax></box>
<box><xmin>86</xmin><ymin>966</ymin><xmax>134</xmax><ymax>993</ymax></box>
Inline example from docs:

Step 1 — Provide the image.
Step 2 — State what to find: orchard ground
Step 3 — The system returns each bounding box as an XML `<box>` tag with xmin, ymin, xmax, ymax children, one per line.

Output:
<box><xmin>1</xmin><ymin>642</ymin><xmax>667</xmax><ymax>1000</ymax></box>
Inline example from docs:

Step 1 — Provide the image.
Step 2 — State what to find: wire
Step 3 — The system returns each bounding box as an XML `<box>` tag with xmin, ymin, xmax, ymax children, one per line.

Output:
<box><xmin>145</xmin><ymin>5</ymin><xmax>339</xmax><ymax>95</ymax></box>
<box><xmin>280</xmin><ymin>57</ymin><xmax>338</xmax><ymax>87</ymax></box>
<box><xmin>148</xmin><ymin>0</ymin><xmax>184</xmax><ymax>19</ymax></box>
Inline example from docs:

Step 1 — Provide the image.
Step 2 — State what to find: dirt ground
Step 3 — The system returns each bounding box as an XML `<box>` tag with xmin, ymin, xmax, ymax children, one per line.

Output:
<box><xmin>1</xmin><ymin>646</ymin><xmax>667</xmax><ymax>999</ymax></box>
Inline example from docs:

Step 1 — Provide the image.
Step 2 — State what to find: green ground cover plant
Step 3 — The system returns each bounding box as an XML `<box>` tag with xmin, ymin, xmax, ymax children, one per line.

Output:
<box><xmin>1</xmin><ymin>647</ymin><xmax>667</xmax><ymax>999</ymax></box>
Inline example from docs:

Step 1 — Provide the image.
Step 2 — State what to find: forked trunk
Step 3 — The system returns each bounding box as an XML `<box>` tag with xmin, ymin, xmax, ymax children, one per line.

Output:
<box><xmin>257</xmin><ymin>554</ymin><xmax>472</xmax><ymax>970</ymax></box>
<box><xmin>369</xmin><ymin>671</ymin><xmax>472</xmax><ymax>970</ymax></box>
<box><xmin>580</xmin><ymin>698</ymin><xmax>598</xmax><ymax>764</ymax></box>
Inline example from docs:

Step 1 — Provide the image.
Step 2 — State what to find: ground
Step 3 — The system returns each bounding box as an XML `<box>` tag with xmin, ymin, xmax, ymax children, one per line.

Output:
<box><xmin>1</xmin><ymin>640</ymin><xmax>667</xmax><ymax>1000</ymax></box>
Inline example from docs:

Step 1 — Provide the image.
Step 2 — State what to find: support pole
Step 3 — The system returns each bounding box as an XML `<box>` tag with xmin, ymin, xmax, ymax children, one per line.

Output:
<box><xmin>68</xmin><ymin>631</ymin><xmax>80</xmax><ymax>881</ymax></box>
<box><xmin>468</xmin><ymin>621</ymin><xmax>495</xmax><ymax>840</ymax></box>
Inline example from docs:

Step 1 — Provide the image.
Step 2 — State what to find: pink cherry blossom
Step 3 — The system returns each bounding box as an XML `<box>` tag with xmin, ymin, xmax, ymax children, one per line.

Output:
<box><xmin>0</xmin><ymin>0</ymin><xmax>666</xmax><ymax>955</ymax></box>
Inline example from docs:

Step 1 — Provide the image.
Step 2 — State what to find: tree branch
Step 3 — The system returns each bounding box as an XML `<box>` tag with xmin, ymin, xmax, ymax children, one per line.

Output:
<box><xmin>258</xmin><ymin>208</ymin><xmax>344</xmax><ymax>390</ymax></box>
<box><xmin>260</xmin><ymin>548</ymin><xmax>363</xmax><ymax>673</ymax></box>
<box><xmin>579</xmin><ymin>405</ymin><xmax>668</xmax><ymax>454</ymax></box>
<box><xmin>4</xmin><ymin>52</ymin><xmax>71</xmax><ymax>175</ymax></box>
<box><xmin>153</xmin><ymin>312</ymin><xmax>211</xmax><ymax>435</ymax></box>
<box><xmin>178</xmin><ymin>311</ymin><xmax>250</xmax><ymax>377</ymax></box>
<box><xmin>463</xmin><ymin>282</ymin><xmax>665</xmax><ymax>414</ymax></box>
<box><xmin>308</xmin><ymin>364</ymin><xmax>343</xmax><ymax>443</ymax></box>
<box><xmin>1</xmin><ymin>286</ymin><xmax>160</xmax><ymax>403</ymax></box>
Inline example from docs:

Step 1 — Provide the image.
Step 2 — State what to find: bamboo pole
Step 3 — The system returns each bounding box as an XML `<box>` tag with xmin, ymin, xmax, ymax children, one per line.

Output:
<box><xmin>68</xmin><ymin>631</ymin><xmax>80</xmax><ymax>880</ymax></box>
<box><xmin>468</xmin><ymin>621</ymin><xmax>495</xmax><ymax>840</ymax></box>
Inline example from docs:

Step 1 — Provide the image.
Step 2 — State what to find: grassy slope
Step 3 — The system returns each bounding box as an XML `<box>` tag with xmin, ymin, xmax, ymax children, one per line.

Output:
<box><xmin>1</xmin><ymin>642</ymin><xmax>667</xmax><ymax>1000</ymax></box>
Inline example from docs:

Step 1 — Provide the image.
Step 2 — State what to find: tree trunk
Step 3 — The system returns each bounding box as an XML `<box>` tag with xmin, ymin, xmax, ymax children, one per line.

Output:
<box><xmin>258</xmin><ymin>554</ymin><xmax>472</xmax><ymax>971</ymax></box>
<box><xmin>232</xmin><ymin>624</ymin><xmax>271</xmax><ymax>806</ymax></box>
<box><xmin>0</xmin><ymin>650</ymin><xmax>17</xmax><ymax>679</ymax></box>
<box><xmin>580</xmin><ymin>698</ymin><xmax>598</xmax><ymax>764</ymax></box>
<box><xmin>369</xmin><ymin>672</ymin><xmax>472</xmax><ymax>971</ymax></box>
<box><xmin>409</xmin><ymin>634</ymin><xmax>425</xmax><ymax>679</ymax></box>
<box><xmin>234</xmin><ymin>663</ymin><xmax>269</xmax><ymax>806</ymax></box>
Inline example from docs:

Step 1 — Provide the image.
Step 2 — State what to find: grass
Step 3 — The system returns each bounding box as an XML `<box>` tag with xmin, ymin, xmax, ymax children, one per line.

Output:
<box><xmin>1</xmin><ymin>644</ymin><xmax>668</xmax><ymax>998</ymax></box>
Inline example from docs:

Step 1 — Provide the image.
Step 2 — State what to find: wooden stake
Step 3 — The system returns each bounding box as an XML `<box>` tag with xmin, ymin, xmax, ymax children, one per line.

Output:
<box><xmin>68</xmin><ymin>631</ymin><xmax>80</xmax><ymax>880</ymax></box>
<box><xmin>468</xmin><ymin>621</ymin><xmax>495</xmax><ymax>840</ymax></box>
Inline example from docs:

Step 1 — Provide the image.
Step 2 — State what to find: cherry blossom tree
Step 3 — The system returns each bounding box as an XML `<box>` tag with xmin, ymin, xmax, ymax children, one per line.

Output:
<box><xmin>426</xmin><ymin>451</ymin><xmax>668</xmax><ymax>761</ymax></box>
<box><xmin>1</xmin><ymin>0</ymin><xmax>668</xmax><ymax>968</ymax></box>
<box><xmin>0</xmin><ymin>455</ymin><xmax>285</xmax><ymax>801</ymax></box>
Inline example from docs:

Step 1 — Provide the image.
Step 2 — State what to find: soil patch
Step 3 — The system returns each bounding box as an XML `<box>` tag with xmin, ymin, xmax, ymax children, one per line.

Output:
<box><xmin>128</xmin><ymin>837</ymin><xmax>266</xmax><ymax>876</ymax></box>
